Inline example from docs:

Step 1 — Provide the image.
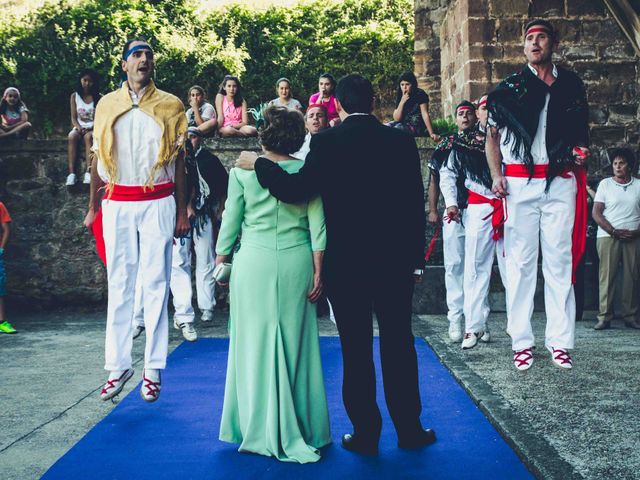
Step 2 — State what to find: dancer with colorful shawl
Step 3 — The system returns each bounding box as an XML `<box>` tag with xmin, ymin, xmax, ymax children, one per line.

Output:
<box><xmin>440</xmin><ymin>101</ymin><xmax>507</xmax><ymax>350</ymax></box>
<box><xmin>427</xmin><ymin>102</ymin><xmax>475</xmax><ymax>343</ymax></box>
<box><xmin>486</xmin><ymin>20</ymin><xmax>590</xmax><ymax>371</ymax></box>
<box><xmin>84</xmin><ymin>39</ymin><xmax>189</xmax><ymax>401</ymax></box>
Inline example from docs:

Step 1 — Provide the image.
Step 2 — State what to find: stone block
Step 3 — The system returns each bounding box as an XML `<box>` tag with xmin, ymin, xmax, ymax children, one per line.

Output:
<box><xmin>622</xmin><ymin>82</ymin><xmax>638</xmax><ymax>103</ymax></box>
<box><xmin>465</xmin><ymin>60</ymin><xmax>491</xmax><ymax>82</ymax></box>
<box><xmin>566</xmin><ymin>0</ymin><xmax>606</xmax><ymax>16</ymax></box>
<box><xmin>605</xmin><ymin>62</ymin><xmax>637</xmax><ymax>81</ymax></box>
<box><xmin>468</xmin><ymin>44</ymin><xmax>503</xmax><ymax>61</ymax></box>
<box><xmin>489</xmin><ymin>0</ymin><xmax>529</xmax><ymax>17</ymax></box>
<box><xmin>503</xmin><ymin>44</ymin><xmax>525</xmax><ymax>61</ymax></box>
<box><xmin>608</xmin><ymin>104</ymin><xmax>638</xmax><ymax>125</ymax></box>
<box><xmin>468</xmin><ymin>18</ymin><xmax>496</xmax><ymax>44</ymax></box>
<box><xmin>468</xmin><ymin>81</ymin><xmax>493</xmax><ymax>101</ymax></box>
<box><xmin>468</xmin><ymin>0</ymin><xmax>490</xmax><ymax>16</ymax></box>
<box><xmin>0</xmin><ymin>155</ymin><xmax>38</xmax><ymax>180</ymax></box>
<box><xmin>582</xmin><ymin>20</ymin><xmax>626</xmax><ymax>44</ymax></box>
<box><xmin>497</xmin><ymin>18</ymin><xmax>524</xmax><ymax>43</ymax></box>
<box><xmin>589</xmin><ymin>106</ymin><xmax>608</xmax><ymax>125</ymax></box>
<box><xmin>554</xmin><ymin>19</ymin><xmax>582</xmax><ymax>43</ymax></box>
<box><xmin>590</xmin><ymin>126</ymin><xmax>627</xmax><ymax>145</ymax></box>
<box><xmin>562</xmin><ymin>44</ymin><xmax>597</xmax><ymax>60</ymax></box>
<box><xmin>492</xmin><ymin>60</ymin><xmax>521</xmax><ymax>80</ymax></box>
<box><xmin>600</xmin><ymin>43</ymin><xmax>637</xmax><ymax>61</ymax></box>
<box><xmin>586</xmin><ymin>82</ymin><xmax>622</xmax><ymax>104</ymax></box>
<box><xmin>572</xmin><ymin>61</ymin><xmax>604</xmax><ymax>82</ymax></box>
<box><xmin>529</xmin><ymin>0</ymin><xmax>565</xmax><ymax>17</ymax></box>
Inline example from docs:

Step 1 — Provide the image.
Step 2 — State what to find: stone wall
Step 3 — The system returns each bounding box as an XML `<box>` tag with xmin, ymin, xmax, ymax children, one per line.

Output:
<box><xmin>2</xmin><ymin>138</ymin><xmax>485</xmax><ymax>313</ymax></box>
<box><xmin>417</xmin><ymin>0</ymin><xmax>640</xmax><ymax>174</ymax></box>
<box><xmin>414</xmin><ymin>0</ymin><xmax>449</xmax><ymax>118</ymax></box>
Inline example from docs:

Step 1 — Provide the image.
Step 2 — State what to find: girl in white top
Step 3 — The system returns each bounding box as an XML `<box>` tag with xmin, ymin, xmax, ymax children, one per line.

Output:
<box><xmin>269</xmin><ymin>78</ymin><xmax>303</xmax><ymax>112</ymax></box>
<box><xmin>66</xmin><ymin>69</ymin><xmax>101</xmax><ymax>186</ymax></box>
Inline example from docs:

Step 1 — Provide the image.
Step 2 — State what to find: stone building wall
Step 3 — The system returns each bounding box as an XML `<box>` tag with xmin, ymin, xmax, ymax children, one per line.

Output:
<box><xmin>417</xmin><ymin>0</ymin><xmax>640</xmax><ymax>173</ymax></box>
<box><xmin>2</xmin><ymin>139</ymin><xmax>490</xmax><ymax>313</ymax></box>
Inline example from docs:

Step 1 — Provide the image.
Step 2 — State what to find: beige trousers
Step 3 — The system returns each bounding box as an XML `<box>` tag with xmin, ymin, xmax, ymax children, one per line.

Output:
<box><xmin>596</xmin><ymin>236</ymin><xmax>640</xmax><ymax>322</ymax></box>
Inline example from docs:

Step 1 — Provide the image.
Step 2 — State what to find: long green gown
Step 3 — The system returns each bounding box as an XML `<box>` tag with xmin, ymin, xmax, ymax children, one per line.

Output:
<box><xmin>215</xmin><ymin>161</ymin><xmax>332</xmax><ymax>463</ymax></box>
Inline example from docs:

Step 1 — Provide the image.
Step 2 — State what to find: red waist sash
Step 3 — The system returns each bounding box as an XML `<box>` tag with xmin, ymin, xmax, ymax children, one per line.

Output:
<box><xmin>503</xmin><ymin>164</ymin><xmax>586</xmax><ymax>284</ymax></box>
<box><xmin>467</xmin><ymin>190</ymin><xmax>506</xmax><ymax>241</ymax></box>
<box><xmin>90</xmin><ymin>183</ymin><xmax>175</xmax><ymax>265</ymax></box>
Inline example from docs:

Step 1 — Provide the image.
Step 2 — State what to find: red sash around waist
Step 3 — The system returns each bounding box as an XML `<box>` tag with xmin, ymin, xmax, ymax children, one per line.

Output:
<box><xmin>503</xmin><ymin>164</ymin><xmax>586</xmax><ymax>284</ymax></box>
<box><xmin>90</xmin><ymin>183</ymin><xmax>175</xmax><ymax>265</ymax></box>
<box><xmin>467</xmin><ymin>190</ymin><xmax>506</xmax><ymax>241</ymax></box>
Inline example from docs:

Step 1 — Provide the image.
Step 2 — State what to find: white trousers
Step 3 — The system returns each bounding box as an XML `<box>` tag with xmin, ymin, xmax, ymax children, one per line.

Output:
<box><xmin>504</xmin><ymin>175</ymin><xmax>576</xmax><ymax>351</ymax></box>
<box><xmin>463</xmin><ymin>202</ymin><xmax>507</xmax><ymax>333</ymax></box>
<box><xmin>172</xmin><ymin>218</ymin><xmax>217</xmax><ymax>323</ymax></box>
<box><xmin>103</xmin><ymin>195</ymin><xmax>175</xmax><ymax>371</ymax></box>
<box><xmin>442</xmin><ymin>209</ymin><xmax>465</xmax><ymax>324</ymax></box>
<box><xmin>133</xmin><ymin>218</ymin><xmax>217</xmax><ymax>326</ymax></box>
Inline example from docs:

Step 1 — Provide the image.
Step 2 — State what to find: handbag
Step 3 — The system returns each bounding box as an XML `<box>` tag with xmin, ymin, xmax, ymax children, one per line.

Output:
<box><xmin>212</xmin><ymin>262</ymin><xmax>233</xmax><ymax>283</ymax></box>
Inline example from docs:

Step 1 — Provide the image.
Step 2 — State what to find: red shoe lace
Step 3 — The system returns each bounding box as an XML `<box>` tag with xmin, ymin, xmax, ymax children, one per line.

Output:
<box><xmin>101</xmin><ymin>370</ymin><xmax>129</xmax><ymax>395</ymax></box>
<box><xmin>142</xmin><ymin>376</ymin><xmax>160</xmax><ymax>398</ymax></box>
<box><xmin>551</xmin><ymin>348</ymin><xmax>572</xmax><ymax>366</ymax></box>
<box><xmin>463</xmin><ymin>333</ymin><xmax>473</xmax><ymax>340</ymax></box>
<box><xmin>513</xmin><ymin>348</ymin><xmax>533</xmax><ymax>368</ymax></box>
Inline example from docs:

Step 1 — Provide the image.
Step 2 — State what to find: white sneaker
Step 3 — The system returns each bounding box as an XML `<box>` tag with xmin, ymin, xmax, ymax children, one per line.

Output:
<box><xmin>480</xmin><ymin>328</ymin><xmax>490</xmax><ymax>343</ymax></box>
<box><xmin>100</xmin><ymin>369</ymin><xmax>134</xmax><ymax>401</ymax></box>
<box><xmin>132</xmin><ymin>325</ymin><xmax>145</xmax><ymax>340</ymax></box>
<box><xmin>174</xmin><ymin>318</ymin><xmax>198</xmax><ymax>342</ymax></box>
<box><xmin>201</xmin><ymin>310</ymin><xmax>214</xmax><ymax>322</ymax></box>
<box><xmin>65</xmin><ymin>173</ymin><xmax>76</xmax><ymax>186</ymax></box>
<box><xmin>461</xmin><ymin>332</ymin><xmax>483</xmax><ymax>350</ymax></box>
<box><xmin>448</xmin><ymin>321</ymin><xmax>462</xmax><ymax>342</ymax></box>
<box><xmin>547</xmin><ymin>346</ymin><xmax>573</xmax><ymax>370</ymax></box>
<box><xmin>140</xmin><ymin>369</ymin><xmax>161</xmax><ymax>402</ymax></box>
<box><xmin>83</xmin><ymin>171</ymin><xmax>91</xmax><ymax>184</ymax></box>
<box><xmin>513</xmin><ymin>348</ymin><xmax>534</xmax><ymax>371</ymax></box>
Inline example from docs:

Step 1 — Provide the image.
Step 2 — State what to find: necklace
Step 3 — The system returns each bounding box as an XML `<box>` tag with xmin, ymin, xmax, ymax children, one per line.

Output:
<box><xmin>613</xmin><ymin>177</ymin><xmax>633</xmax><ymax>191</ymax></box>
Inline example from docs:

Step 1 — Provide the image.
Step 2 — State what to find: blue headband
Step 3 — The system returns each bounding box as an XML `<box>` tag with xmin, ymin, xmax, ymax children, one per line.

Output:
<box><xmin>123</xmin><ymin>44</ymin><xmax>153</xmax><ymax>61</ymax></box>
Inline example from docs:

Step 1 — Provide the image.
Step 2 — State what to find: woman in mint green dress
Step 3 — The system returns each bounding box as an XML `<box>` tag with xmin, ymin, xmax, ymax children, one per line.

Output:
<box><xmin>215</xmin><ymin>106</ymin><xmax>331</xmax><ymax>463</ymax></box>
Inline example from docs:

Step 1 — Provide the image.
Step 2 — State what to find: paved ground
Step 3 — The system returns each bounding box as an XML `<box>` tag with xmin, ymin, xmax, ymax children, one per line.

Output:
<box><xmin>0</xmin><ymin>309</ymin><xmax>637</xmax><ymax>479</ymax></box>
<box><xmin>418</xmin><ymin>312</ymin><xmax>640</xmax><ymax>480</ymax></box>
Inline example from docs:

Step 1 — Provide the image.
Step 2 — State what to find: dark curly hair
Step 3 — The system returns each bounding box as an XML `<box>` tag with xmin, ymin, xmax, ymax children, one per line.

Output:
<box><xmin>609</xmin><ymin>147</ymin><xmax>637</xmax><ymax>172</ymax></box>
<box><xmin>259</xmin><ymin>106</ymin><xmax>306</xmax><ymax>155</ymax></box>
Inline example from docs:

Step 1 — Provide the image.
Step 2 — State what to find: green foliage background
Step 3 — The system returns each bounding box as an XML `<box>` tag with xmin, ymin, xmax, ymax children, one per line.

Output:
<box><xmin>0</xmin><ymin>0</ymin><xmax>415</xmax><ymax>136</ymax></box>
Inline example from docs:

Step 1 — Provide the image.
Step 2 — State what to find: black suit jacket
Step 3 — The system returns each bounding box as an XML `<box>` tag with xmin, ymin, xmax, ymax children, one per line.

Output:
<box><xmin>255</xmin><ymin>114</ymin><xmax>426</xmax><ymax>281</ymax></box>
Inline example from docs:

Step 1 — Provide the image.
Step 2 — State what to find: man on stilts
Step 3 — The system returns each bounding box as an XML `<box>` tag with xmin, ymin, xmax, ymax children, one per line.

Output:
<box><xmin>84</xmin><ymin>39</ymin><xmax>189</xmax><ymax>401</ymax></box>
<box><xmin>439</xmin><ymin>101</ymin><xmax>507</xmax><ymax>350</ymax></box>
<box><xmin>486</xmin><ymin>20</ymin><xmax>589</xmax><ymax>371</ymax></box>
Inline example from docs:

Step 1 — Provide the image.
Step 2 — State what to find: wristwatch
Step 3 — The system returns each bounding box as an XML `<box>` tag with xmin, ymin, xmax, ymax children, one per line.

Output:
<box><xmin>413</xmin><ymin>268</ymin><xmax>424</xmax><ymax>275</ymax></box>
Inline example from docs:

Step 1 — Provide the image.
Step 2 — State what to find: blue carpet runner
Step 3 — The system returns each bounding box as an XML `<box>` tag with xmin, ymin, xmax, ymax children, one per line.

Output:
<box><xmin>43</xmin><ymin>337</ymin><xmax>533</xmax><ymax>479</ymax></box>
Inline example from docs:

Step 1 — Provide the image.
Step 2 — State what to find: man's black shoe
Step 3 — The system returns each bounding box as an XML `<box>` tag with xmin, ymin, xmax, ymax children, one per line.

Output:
<box><xmin>398</xmin><ymin>428</ymin><xmax>437</xmax><ymax>449</ymax></box>
<box><xmin>341</xmin><ymin>433</ymin><xmax>379</xmax><ymax>456</ymax></box>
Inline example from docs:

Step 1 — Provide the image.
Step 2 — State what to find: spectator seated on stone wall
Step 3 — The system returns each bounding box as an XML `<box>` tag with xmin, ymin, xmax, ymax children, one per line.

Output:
<box><xmin>0</xmin><ymin>87</ymin><xmax>31</xmax><ymax>141</ymax></box>
<box><xmin>215</xmin><ymin>75</ymin><xmax>257</xmax><ymax>138</ymax></box>
<box><xmin>388</xmin><ymin>71</ymin><xmax>439</xmax><ymax>141</ymax></box>
<box><xmin>186</xmin><ymin>85</ymin><xmax>217</xmax><ymax>137</ymax></box>
<box><xmin>592</xmin><ymin>148</ymin><xmax>640</xmax><ymax>330</ymax></box>
<box><xmin>269</xmin><ymin>77</ymin><xmax>303</xmax><ymax>112</ymax></box>
<box><xmin>66</xmin><ymin>69</ymin><xmax>101</xmax><ymax>186</ymax></box>
<box><xmin>308</xmin><ymin>73</ymin><xmax>340</xmax><ymax>127</ymax></box>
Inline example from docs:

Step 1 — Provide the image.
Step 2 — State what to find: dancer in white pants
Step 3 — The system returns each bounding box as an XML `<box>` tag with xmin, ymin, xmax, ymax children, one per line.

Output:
<box><xmin>428</xmin><ymin>103</ymin><xmax>485</xmax><ymax>342</ymax></box>
<box><xmin>84</xmin><ymin>40</ymin><xmax>189</xmax><ymax>401</ymax></box>
<box><xmin>133</xmin><ymin>127</ymin><xmax>228</xmax><ymax>341</ymax></box>
<box><xmin>440</xmin><ymin>101</ymin><xmax>507</xmax><ymax>350</ymax></box>
<box><xmin>486</xmin><ymin>20</ymin><xmax>590</xmax><ymax>371</ymax></box>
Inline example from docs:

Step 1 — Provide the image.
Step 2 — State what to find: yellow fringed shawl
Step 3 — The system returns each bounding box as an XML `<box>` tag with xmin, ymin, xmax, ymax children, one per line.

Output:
<box><xmin>93</xmin><ymin>80</ymin><xmax>187</xmax><ymax>190</ymax></box>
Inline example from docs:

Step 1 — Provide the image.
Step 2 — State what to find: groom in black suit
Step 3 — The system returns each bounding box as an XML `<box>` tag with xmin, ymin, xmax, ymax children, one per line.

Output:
<box><xmin>236</xmin><ymin>74</ymin><xmax>434</xmax><ymax>455</ymax></box>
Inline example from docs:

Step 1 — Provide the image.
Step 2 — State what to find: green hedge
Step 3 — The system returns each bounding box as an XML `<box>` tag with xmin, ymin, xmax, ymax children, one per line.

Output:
<box><xmin>0</xmin><ymin>0</ymin><xmax>415</xmax><ymax>136</ymax></box>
